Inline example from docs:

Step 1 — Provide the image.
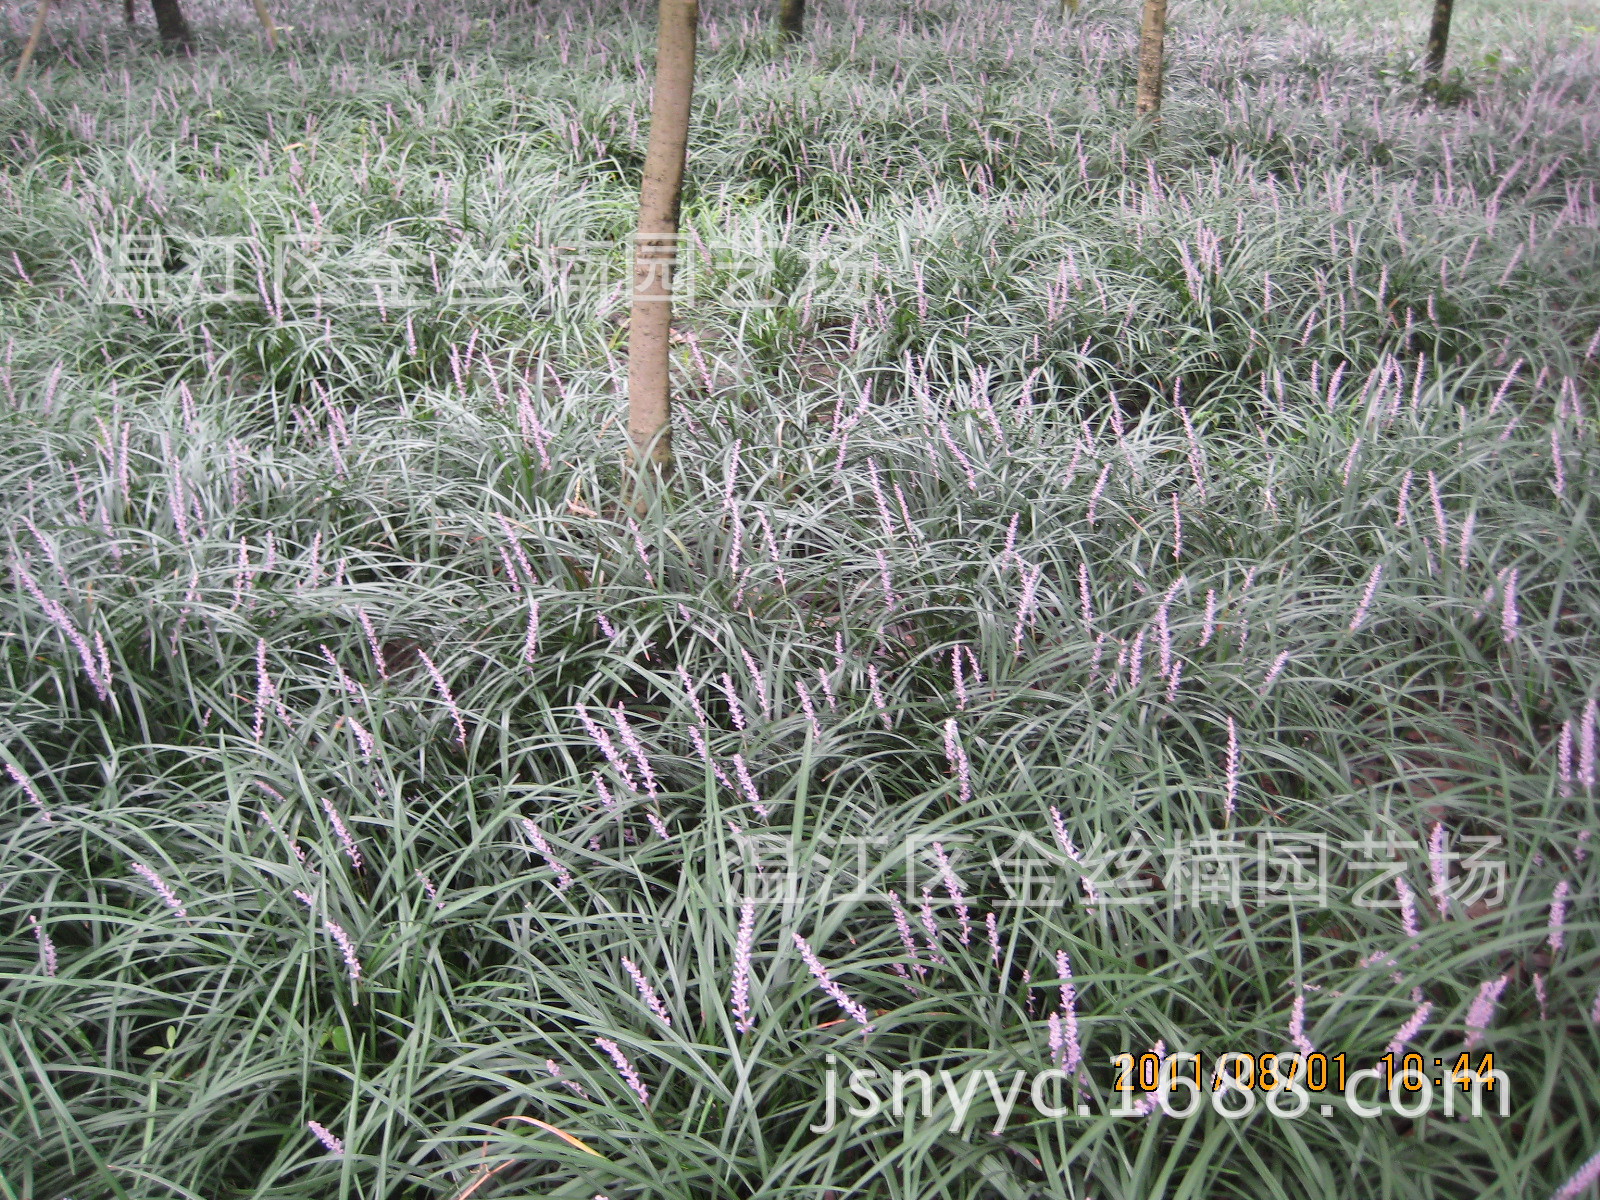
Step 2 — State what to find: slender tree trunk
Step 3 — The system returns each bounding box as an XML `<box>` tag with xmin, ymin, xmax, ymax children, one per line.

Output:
<box><xmin>251</xmin><ymin>0</ymin><xmax>279</xmax><ymax>50</ymax></box>
<box><xmin>625</xmin><ymin>0</ymin><xmax>698</xmax><ymax>505</ymax></box>
<box><xmin>14</xmin><ymin>0</ymin><xmax>52</xmax><ymax>82</ymax></box>
<box><xmin>148</xmin><ymin>0</ymin><xmax>193</xmax><ymax>53</ymax></box>
<box><xmin>778</xmin><ymin>0</ymin><xmax>805</xmax><ymax>40</ymax></box>
<box><xmin>124</xmin><ymin>0</ymin><xmax>136</xmax><ymax>26</ymax></box>
<box><xmin>1134</xmin><ymin>0</ymin><xmax>1168</xmax><ymax>119</ymax></box>
<box><xmin>1424</xmin><ymin>0</ymin><xmax>1454</xmax><ymax>77</ymax></box>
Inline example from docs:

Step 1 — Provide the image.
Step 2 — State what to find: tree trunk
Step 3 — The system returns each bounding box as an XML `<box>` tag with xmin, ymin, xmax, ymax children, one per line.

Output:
<box><xmin>1134</xmin><ymin>0</ymin><xmax>1168</xmax><ymax>119</ymax></box>
<box><xmin>148</xmin><ymin>0</ymin><xmax>193</xmax><ymax>52</ymax></box>
<box><xmin>625</xmin><ymin>0</ymin><xmax>698</xmax><ymax>504</ymax></box>
<box><xmin>778</xmin><ymin>0</ymin><xmax>805</xmax><ymax>41</ymax></box>
<box><xmin>1424</xmin><ymin>0</ymin><xmax>1454</xmax><ymax>77</ymax></box>
<box><xmin>251</xmin><ymin>0</ymin><xmax>279</xmax><ymax>50</ymax></box>
<box><xmin>14</xmin><ymin>0</ymin><xmax>52</xmax><ymax>82</ymax></box>
<box><xmin>124</xmin><ymin>0</ymin><xmax>136</xmax><ymax>25</ymax></box>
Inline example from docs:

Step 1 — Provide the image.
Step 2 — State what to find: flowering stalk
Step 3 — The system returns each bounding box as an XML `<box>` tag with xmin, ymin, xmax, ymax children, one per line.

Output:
<box><xmin>621</xmin><ymin>956</ymin><xmax>672</xmax><ymax>1026</ymax></box>
<box><xmin>356</xmin><ymin>608</ymin><xmax>387</xmax><ymax>680</ymax></box>
<box><xmin>253</xmin><ymin>638</ymin><xmax>275</xmax><ymax>742</ymax></box>
<box><xmin>612</xmin><ymin>706</ymin><xmax>658</xmax><ymax>795</ymax></box>
<box><xmin>415</xmin><ymin>870</ymin><xmax>445</xmax><ymax>910</ymax></box>
<box><xmin>1397</xmin><ymin>876</ymin><xmax>1420</xmax><ymax>939</ymax></box>
<box><xmin>1259</xmin><ymin>650</ymin><xmax>1291</xmax><ymax>696</ymax></box>
<box><xmin>418</xmin><ymin>651</ymin><xmax>467</xmax><ymax>747</ymax></box>
<box><xmin>1501</xmin><ymin>568</ymin><xmax>1519</xmax><ymax>642</ymax></box>
<box><xmin>1558</xmin><ymin>720</ymin><xmax>1574</xmax><ymax>797</ymax></box>
<box><xmin>1224</xmin><ymin>717</ymin><xmax>1239</xmax><ymax>821</ymax></box>
<box><xmin>1047</xmin><ymin>806</ymin><xmax>1100</xmax><ymax>908</ymax></box>
<box><xmin>936</xmin><ymin>419</ymin><xmax>978</xmax><ymax>492</ymax></box>
<box><xmin>687</xmin><ymin>725</ymin><xmax>733</xmax><ymax>789</ymax></box>
<box><xmin>1056</xmin><ymin>950</ymin><xmax>1083</xmax><ymax>1075</ymax></box>
<box><xmin>595</xmin><ymin>1037</ymin><xmax>650</xmax><ymax>1105</ymax></box>
<box><xmin>1428</xmin><ymin>822</ymin><xmax>1450</xmax><ymax>918</ymax></box>
<box><xmin>1554</xmin><ymin>1147</ymin><xmax>1600</xmax><ymax>1200</ymax></box>
<box><xmin>1288</xmin><ymin>991</ymin><xmax>1315</xmax><ymax>1058</ymax></box>
<box><xmin>306</xmin><ymin>1121</ymin><xmax>345</xmax><ymax>1157</ymax></box>
<box><xmin>1001</xmin><ymin>511</ymin><xmax>1020</xmax><ymax>570</ymax></box>
<box><xmin>578</xmin><ymin>706</ymin><xmax>638</xmax><ymax>791</ymax></box>
<box><xmin>874</xmin><ymin>548</ymin><xmax>898</xmax><ymax>610</ymax></box>
<box><xmin>942</xmin><ymin>718</ymin><xmax>972</xmax><ymax>804</ymax></box>
<box><xmin>731</xmin><ymin>753</ymin><xmax>770</xmax><ymax>820</ymax></box>
<box><xmin>1427</xmin><ymin>470</ymin><xmax>1448</xmax><ymax>557</ymax></box>
<box><xmin>522</xmin><ymin>600</ymin><xmax>541</xmax><ymax>668</ymax></box>
<box><xmin>792</xmin><ymin>932</ymin><xmax>875</xmax><ymax>1033</ymax></box>
<box><xmin>716</xmin><ymin>673</ymin><xmax>747</xmax><ymax>732</ymax></box>
<box><xmin>739</xmin><ymin>648</ymin><xmax>772</xmax><ymax>719</ymax></box>
<box><xmin>867</xmin><ymin>663</ymin><xmax>891</xmax><ymax>729</ymax></box>
<box><xmin>1463</xmin><ymin>974</ymin><xmax>1509</xmax><ymax>1049</ymax></box>
<box><xmin>1350</xmin><ymin>563</ymin><xmax>1383</xmax><ymax>632</ymax></box>
<box><xmin>320</xmin><ymin>795</ymin><xmax>364</xmax><ymax>872</ymax></box>
<box><xmin>1549</xmin><ymin>880</ymin><xmax>1570</xmax><ymax>954</ymax></box>
<box><xmin>1086</xmin><ymin>463</ymin><xmax>1111</xmax><ymax>526</ymax></box>
<box><xmin>887</xmin><ymin>890</ymin><xmax>927</xmax><ymax>979</ymax></box>
<box><xmin>918</xmin><ymin>889</ymin><xmax>946</xmax><ymax>965</ymax></box>
<box><xmin>318</xmin><ymin>645</ymin><xmax>361</xmax><ymax>698</ymax></box>
<box><xmin>546</xmin><ymin>1059</ymin><xmax>589</xmax><ymax>1099</ymax></box>
<box><xmin>324</xmin><ymin>918</ymin><xmax>362</xmax><ymax>986</ymax></box>
<box><xmin>1384</xmin><ymin>1000</ymin><xmax>1433</xmax><ymax>1058</ymax></box>
<box><xmin>816</xmin><ymin>667</ymin><xmax>837</xmax><ymax>712</ymax></box>
<box><xmin>1580</xmin><ymin>698</ymin><xmax>1597</xmax><ymax>791</ymax></box>
<box><xmin>12</xmin><ymin>560</ymin><xmax>110</xmax><ymax>700</ymax></box>
<box><xmin>28</xmin><ymin>914</ymin><xmax>57</xmax><ymax>976</ymax></box>
<box><xmin>520</xmin><ymin>817</ymin><xmax>573</xmax><ymax>891</ymax></box>
<box><xmin>795</xmin><ymin>680</ymin><xmax>822</xmax><ymax>740</ymax></box>
<box><xmin>130</xmin><ymin>861</ymin><xmax>189</xmax><ymax>922</ymax></box>
<box><xmin>932</xmin><ymin>841</ymin><xmax>971</xmax><ymax>945</ymax></box>
<box><xmin>1155</xmin><ymin>578</ymin><xmax>1182</xmax><ymax>680</ymax></box>
<box><xmin>7</xmin><ymin>763</ymin><xmax>52</xmax><ymax>822</ymax></box>
<box><xmin>731</xmin><ymin>898</ymin><xmax>756</xmax><ymax>1033</ymax></box>
<box><xmin>1131</xmin><ymin>1041</ymin><xmax>1167</xmax><ymax>1116</ymax></box>
<box><xmin>257</xmin><ymin>798</ymin><xmax>308</xmax><ymax>864</ymax></box>
<box><xmin>675</xmin><ymin>663</ymin><xmax>709</xmax><ymax>726</ymax></box>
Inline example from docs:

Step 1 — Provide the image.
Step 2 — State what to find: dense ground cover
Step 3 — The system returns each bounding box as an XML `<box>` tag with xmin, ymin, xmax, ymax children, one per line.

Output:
<box><xmin>2</xmin><ymin>0</ymin><xmax>1599</xmax><ymax>1196</ymax></box>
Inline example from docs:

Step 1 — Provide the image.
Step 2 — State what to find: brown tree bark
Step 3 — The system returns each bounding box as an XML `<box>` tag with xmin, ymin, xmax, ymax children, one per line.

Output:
<box><xmin>1424</xmin><ymin>0</ymin><xmax>1454</xmax><ymax>77</ymax></box>
<box><xmin>1134</xmin><ymin>0</ymin><xmax>1169</xmax><ymax>119</ymax></box>
<box><xmin>625</xmin><ymin>0</ymin><xmax>698</xmax><ymax>506</ymax></box>
<box><xmin>778</xmin><ymin>0</ymin><xmax>805</xmax><ymax>40</ymax></box>
<box><xmin>148</xmin><ymin>0</ymin><xmax>194</xmax><ymax>53</ymax></box>
<box><xmin>124</xmin><ymin>0</ymin><xmax>136</xmax><ymax>25</ymax></box>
